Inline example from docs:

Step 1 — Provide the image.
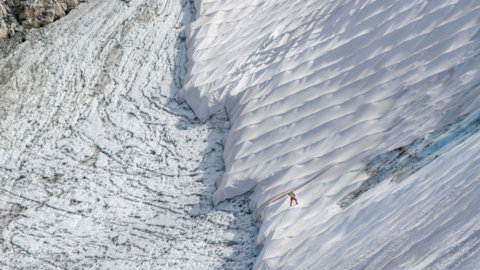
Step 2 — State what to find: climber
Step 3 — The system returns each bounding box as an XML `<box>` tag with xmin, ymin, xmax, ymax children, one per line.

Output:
<box><xmin>289</xmin><ymin>191</ymin><xmax>298</xmax><ymax>206</ymax></box>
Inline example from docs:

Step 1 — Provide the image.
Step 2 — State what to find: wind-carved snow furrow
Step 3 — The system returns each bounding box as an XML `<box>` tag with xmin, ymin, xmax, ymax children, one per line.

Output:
<box><xmin>339</xmin><ymin>108</ymin><xmax>480</xmax><ymax>208</ymax></box>
<box><xmin>0</xmin><ymin>0</ymin><xmax>257</xmax><ymax>269</ymax></box>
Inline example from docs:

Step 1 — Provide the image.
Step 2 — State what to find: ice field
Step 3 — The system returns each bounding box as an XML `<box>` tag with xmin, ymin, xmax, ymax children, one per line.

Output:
<box><xmin>180</xmin><ymin>0</ymin><xmax>480</xmax><ymax>269</ymax></box>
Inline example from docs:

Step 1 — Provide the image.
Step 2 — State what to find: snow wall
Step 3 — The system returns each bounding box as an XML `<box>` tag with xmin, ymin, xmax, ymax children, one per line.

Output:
<box><xmin>178</xmin><ymin>0</ymin><xmax>480</xmax><ymax>269</ymax></box>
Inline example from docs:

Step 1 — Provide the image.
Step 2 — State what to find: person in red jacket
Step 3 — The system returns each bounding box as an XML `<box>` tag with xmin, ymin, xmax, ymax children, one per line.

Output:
<box><xmin>289</xmin><ymin>192</ymin><xmax>298</xmax><ymax>206</ymax></box>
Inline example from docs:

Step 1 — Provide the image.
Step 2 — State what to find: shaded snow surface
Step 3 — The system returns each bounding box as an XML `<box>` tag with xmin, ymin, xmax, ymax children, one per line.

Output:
<box><xmin>180</xmin><ymin>0</ymin><xmax>480</xmax><ymax>269</ymax></box>
<box><xmin>0</xmin><ymin>0</ymin><xmax>257</xmax><ymax>269</ymax></box>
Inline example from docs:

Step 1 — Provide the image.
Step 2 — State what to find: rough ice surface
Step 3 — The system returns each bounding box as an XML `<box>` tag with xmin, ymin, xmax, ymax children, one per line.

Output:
<box><xmin>339</xmin><ymin>109</ymin><xmax>480</xmax><ymax>208</ymax></box>
<box><xmin>0</xmin><ymin>0</ymin><xmax>257</xmax><ymax>269</ymax></box>
<box><xmin>179</xmin><ymin>0</ymin><xmax>480</xmax><ymax>269</ymax></box>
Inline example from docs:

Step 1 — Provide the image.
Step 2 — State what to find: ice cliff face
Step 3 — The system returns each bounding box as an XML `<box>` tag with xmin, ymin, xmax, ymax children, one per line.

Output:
<box><xmin>180</xmin><ymin>0</ymin><xmax>480</xmax><ymax>268</ymax></box>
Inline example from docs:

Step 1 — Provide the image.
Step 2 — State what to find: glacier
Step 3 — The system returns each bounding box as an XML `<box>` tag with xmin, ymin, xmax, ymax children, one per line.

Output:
<box><xmin>0</xmin><ymin>0</ymin><xmax>258</xmax><ymax>268</ymax></box>
<box><xmin>1</xmin><ymin>0</ymin><xmax>480</xmax><ymax>268</ymax></box>
<box><xmin>179</xmin><ymin>0</ymin><xmax>480</xmax><ymax>269</ymax></box>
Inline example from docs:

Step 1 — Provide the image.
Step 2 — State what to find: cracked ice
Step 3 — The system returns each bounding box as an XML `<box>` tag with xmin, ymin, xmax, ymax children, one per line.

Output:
<box><xmin>0</xmin><ymin>0</ymin><xmax>257</xmax><ymax>269</ymax></box>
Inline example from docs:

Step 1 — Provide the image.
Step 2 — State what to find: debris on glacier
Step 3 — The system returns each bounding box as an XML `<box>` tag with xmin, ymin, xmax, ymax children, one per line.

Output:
<box><xmin>0</xmin><ymin>0</ymin><xmax>258</xmax><ymax>269</ymax></box>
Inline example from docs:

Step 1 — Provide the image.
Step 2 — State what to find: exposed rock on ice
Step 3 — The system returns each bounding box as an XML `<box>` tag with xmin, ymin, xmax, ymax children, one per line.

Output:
<box><xmin>0</xmin><ymin>0</ymin><xmax>80</xmax><ymax>40</ymax></box>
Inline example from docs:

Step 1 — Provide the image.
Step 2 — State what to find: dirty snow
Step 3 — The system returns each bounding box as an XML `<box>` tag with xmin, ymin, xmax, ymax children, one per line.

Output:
<box><xmin>0</xmin><ymin>0</ymin><xmax>257</xmax><ymax>269</ymax></box>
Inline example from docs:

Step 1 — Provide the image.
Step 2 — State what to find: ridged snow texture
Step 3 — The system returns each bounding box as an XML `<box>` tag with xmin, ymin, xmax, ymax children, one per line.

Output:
<box><xmin>0</xmin><ymin>0</ymin><xmax>257</xmax><ymax>268</ymax></box>
<box><xmin>180</xmin><ymin>0</ymin><xmax>480</xmax><ymax>269</ymax></box>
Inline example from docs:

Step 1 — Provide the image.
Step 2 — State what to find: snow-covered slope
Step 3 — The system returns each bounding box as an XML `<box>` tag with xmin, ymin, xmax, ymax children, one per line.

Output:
<box><xmin>179</xmin><ymin>0</ymin><xmax>480</xmax><ymax>268</ymax></box>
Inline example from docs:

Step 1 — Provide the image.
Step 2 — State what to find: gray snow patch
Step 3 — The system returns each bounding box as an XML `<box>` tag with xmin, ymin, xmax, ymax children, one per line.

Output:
<box><xmin>0</xmin><ymin>0</ymin><xmax>258</xmax><ymax>268</ymax></box>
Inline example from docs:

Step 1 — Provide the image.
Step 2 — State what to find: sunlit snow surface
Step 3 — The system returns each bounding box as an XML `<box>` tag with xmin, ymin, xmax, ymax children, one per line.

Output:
<box><xmin>0</xmin><ymin>0</ymin><xmax>257</xmax><ymax>269</ymax></box>
<box><xmin>179</xmin><ymin>0</ymin><xmax>480</xmax><ymax>269</ymax></box>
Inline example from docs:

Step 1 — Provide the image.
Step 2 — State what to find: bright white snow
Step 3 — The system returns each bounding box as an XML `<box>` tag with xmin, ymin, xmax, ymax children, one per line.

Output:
<box><xmin>180</xmin><ymin>0</ymin><xmax>480</xmax><ymax>269</ymax></box>
<box><xmin>0</xmin><ymin>0</ymin><xmax>257</xmax><ymax>269</ymax></box>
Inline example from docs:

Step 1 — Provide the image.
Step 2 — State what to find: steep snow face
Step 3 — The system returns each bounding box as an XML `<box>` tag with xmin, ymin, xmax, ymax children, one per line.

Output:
<box><xmin>180</xmin><ymin>0</ymin><xmax>480</xmax><ymax>268</ymax></box>
<box><xmin>0</xmin><ymin>0</ymin><xmax>257</xmax><ymax>268</ymax></box>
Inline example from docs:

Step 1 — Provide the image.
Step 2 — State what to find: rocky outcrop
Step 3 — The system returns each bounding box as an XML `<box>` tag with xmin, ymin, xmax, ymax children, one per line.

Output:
<box><xmin>0</xmin><ymin>2</ymin><xmax>18</xmax><ymax>39</ymax></box>
<box><xmin>0</xmin><ymin>0</ymin><xmax>79</xmax><ymax>40</ymax></box>
<box><xmin>13</xmin><ymin>0</ymin><xmax>79</xmax><ymax>28</ymax></box>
